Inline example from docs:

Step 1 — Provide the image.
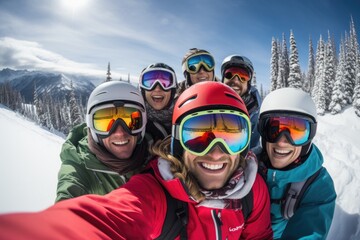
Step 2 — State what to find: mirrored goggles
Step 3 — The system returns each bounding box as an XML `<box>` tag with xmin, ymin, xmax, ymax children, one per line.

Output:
<box><xmin>224</xmin><ymin>67</ymin><xmax>251</xmax><ymax>82</ymax></box>
<box><xmin>89</xmin><ymin>103</ymin><xmax>145</xmax><ymax>136</ymax></box>
<box><xmin>140</xmin><ymin>68</ymin><xmax>176</xmax><ymax>91</ymax></box>
<box><xmin>258</xmin><ymin>114</ymin><xmax>316</xmax><ymax>146</ymax></box>
<box><xmin>177</xmin><ymin>109</ymin><xmax>251</xmax><ymax>156</ymax></box>
<box><xmin>183</xmin><ymin>53</ymin><xmax>215</xmax><ymax>74</ymax></box>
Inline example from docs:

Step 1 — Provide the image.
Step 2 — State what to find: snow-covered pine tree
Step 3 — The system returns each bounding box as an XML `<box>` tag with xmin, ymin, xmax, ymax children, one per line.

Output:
<box><xmin>270</xmin><ymin>37</ymin><xmax>279</xmax><ymax>91</ymax></box>
<box><xmin>252</xmin><ymin>71</ymin><xmax>257</xmax><ymax>88</ymax></box>
<box><xmin>324</xmin><ymin>31</ymin><xmax>336</xmax><ymax>110</ymax></box>
<box><xmin>303</xmin><ymin>37</ymin><xmax>315</xmax><ymax>93</ymax></box>
<box><xmin>354</xmin><ymin>78</ymin><xmax>360</xmax><ymax>117</ymax></box>
<box><xmin>276</xmin><ymin>40</ymin><xmax>286</xmax><ymax>89</ymax></box>
<box><xmin>69</xmin><ymin>80</ymin><xmax>82</xmax><ymax>128</ymax></box>
<box><xmin>314</xmin><ymin>35</ymin><xmax>327</xmax><ymax>115</ymax></box>
<box><xmin>344</xmin><ymin>32</ymin><xmax>356</xmax><ymax>104</ymax></box>
<box><xmin>282</xmin><ymin>33</ymin><xmax>290</xmax><ymax>87</ymax></box>
<box><xmin>313</xmin><ymin>35</ymin><xmax>323</xmax><ymax>100</ymax></box>
<box><xmin>288</xmin><ymin>30</ymin><xmax>302</xmax><ymax>89</ymax></box>
<box><xmin>329</xmin><ymin>39</ymin><xmax>347</xmax><ymax>114</ymax></box>
<box><xmin>105</xmin><ymin>62</ymin><xmax>112</xmax><ymax>82</ymax></box>
<box><xmin>34</xmin><ymin>83</ymin><xmax>47</xmax><ymax>126</ymax></box>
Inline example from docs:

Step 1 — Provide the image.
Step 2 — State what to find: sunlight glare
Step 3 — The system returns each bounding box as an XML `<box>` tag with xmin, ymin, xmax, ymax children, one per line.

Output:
<box><xmin>60</xmin><ymin>0</ymin><xmax>89</xmax><ymax>16</ymax></box>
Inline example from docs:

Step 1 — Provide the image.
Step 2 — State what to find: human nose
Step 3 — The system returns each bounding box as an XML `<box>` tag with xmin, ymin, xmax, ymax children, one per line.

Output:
<box><xmin>197</xmin><ymin>66</ymin><xmax>207</xmax><ymax>73</ymax></box>
<box><xmin>112</xmin><ymin>124</ymin><xmax>127</xmax><ymax>135</ymax></box>
<box><xmin>207</xmin><ymin>144</ymin><xmax>226</xmax><ymax>159</ymax></box>
<box><xmin>153</xmin><ymin>84</ymin><xmax>163</xmax><ymax>91</ymax></box>
<box><xmin>276</xmin><ymin>134</ymin><xmax>291</xmax><ymax>145</ymax></box>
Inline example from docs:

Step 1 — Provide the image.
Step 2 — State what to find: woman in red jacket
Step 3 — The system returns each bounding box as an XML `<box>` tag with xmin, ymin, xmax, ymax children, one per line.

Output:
<box><xmin>0</xmin><ymin>82</ymin><xmax>272</xmax><ymax>239</ymax></box>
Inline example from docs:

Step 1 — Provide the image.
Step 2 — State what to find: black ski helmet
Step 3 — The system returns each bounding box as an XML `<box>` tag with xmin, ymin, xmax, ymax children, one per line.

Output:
<box><xmin>138</xmin><ymin>62</ymin><xmax>178</xmax><ymax>108</ymax></box>
<box><xmin>221</xmin><ymin>55</ymin><xmax>254</xmax><ymax>87</ymax></box>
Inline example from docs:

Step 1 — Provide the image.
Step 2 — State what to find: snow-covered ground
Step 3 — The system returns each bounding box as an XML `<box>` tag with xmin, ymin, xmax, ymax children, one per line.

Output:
<box><xmin>0</xmin><ymin>104</ymin><xmax>359</xmax><ymax>239</ymax></box>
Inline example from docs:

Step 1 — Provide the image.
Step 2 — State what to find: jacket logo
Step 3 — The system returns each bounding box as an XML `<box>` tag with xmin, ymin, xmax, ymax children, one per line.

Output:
<box><xmin>229</xmin><ymin>223</ymin><xmax>244</xmax><ymax>232</ymax></box>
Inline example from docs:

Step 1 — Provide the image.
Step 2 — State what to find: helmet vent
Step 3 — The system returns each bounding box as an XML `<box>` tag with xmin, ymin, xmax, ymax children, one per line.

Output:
<box><xmin>225</xmin><ymin>92</ymin><xmax>244</xmax><ymax>104</ymax></box>
<box><xmin>178</xmin><ymin>95</ymin><xmax>197</xmax><ymax>108</ymax></box>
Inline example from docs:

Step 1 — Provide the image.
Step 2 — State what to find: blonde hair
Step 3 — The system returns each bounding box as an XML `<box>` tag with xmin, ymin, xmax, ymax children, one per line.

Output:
<box><xmin>151</xmin><ymin>136</ymin><xmax>205</xmax><ymax>201</ymax></box>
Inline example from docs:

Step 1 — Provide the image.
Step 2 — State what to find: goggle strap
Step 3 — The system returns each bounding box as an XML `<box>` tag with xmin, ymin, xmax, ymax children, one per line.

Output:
<box><xmin>172</xmin><ymin>124</ymin><xmax>180</xmax><ymax>140</ymax></box>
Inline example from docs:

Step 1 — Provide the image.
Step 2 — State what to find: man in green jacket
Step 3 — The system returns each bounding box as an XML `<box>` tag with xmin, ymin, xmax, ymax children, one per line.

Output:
<box><xmin>56</xmin><ymin>81</ymin><xmax>152</xmax><ymax>202</ymax></box>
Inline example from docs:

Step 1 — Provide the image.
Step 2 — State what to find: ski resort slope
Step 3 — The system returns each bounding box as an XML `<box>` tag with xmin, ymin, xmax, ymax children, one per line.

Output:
<box><xmin>0</xmin><ymin>104</ymin><xmax>359</xmax><ymax>239</ymax></box>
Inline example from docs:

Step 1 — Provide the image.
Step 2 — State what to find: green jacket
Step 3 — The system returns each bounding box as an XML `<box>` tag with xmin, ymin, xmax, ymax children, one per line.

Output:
<box><xmin>56</xmin><ymin>123</ymin><xmax>135</xmax><ymax>202</ymax></box>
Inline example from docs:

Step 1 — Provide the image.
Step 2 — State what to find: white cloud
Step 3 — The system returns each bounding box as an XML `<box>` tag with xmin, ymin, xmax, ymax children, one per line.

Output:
<box><xmin>0</xmin><ymin>37</ymin><xmax>104</xmax><ymax>76</ymax></box>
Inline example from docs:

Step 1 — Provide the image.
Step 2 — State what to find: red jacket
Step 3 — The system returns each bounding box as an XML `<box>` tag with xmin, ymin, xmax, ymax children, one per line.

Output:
<box><xmin>0</xmin><ymin>158</ymin><xmax>272</xmax><ymax>239</ymax></box>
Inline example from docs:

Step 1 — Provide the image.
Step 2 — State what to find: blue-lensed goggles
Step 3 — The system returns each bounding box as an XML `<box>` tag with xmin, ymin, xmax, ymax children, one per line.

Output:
<box><xmin>182</xmin><ymin>53</ymin><xmax>215</xmax><ymax>74</ymax></box>
<box><xmin>175</xmin><ymin>109</ymin><xmax>251</xmax><ymax>156</ymax></box>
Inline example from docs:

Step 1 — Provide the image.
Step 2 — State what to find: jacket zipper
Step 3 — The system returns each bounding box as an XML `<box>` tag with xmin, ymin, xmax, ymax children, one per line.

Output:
<box><xmin>211</xmin><ymin>209</ymin><xmax>222</xmax><ymax>240</ymax></box>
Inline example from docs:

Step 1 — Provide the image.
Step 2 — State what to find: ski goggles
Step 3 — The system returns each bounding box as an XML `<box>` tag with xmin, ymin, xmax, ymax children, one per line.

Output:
<box><xmin>224</xmin><ymin>67</ymin><xmax>251</xmax><ymax>82</ymax></box>
<box><xmin>258</xmin><ymin>113</ymin><xmax>317</xmax><ymax>146</ymax></box>
<box><xmin>182</xmin><ymin>53</ymin><xmax>215</xmax><ymax>74</ymax></box>
<box><xmin>140</xmin><ymin>68</ymin><xmax>177</xmax><ymax>91</ymax></box>
<box><xmin>175</xmin><ymin>109</ymin><xmax>251</xmax><ymax>156</ymax></box>
<box><xmin>89</xmin><ymin>103</ymin><xmax>145</xmax><ymax>136</ymax></box>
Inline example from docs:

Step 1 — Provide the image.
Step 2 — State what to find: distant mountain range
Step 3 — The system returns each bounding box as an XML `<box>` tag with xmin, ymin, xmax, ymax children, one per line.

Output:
<box><xmin>0</xmin><ymin>68</ymin><xmax>102</xmax><ymax>103</ymax></box>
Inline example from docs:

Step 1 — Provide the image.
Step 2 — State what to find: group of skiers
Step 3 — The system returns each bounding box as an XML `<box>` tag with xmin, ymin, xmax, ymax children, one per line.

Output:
<box><xmin>0</xmin><ymin>48</ymin><xmax>336</xmax><ymax>239</ymax></box>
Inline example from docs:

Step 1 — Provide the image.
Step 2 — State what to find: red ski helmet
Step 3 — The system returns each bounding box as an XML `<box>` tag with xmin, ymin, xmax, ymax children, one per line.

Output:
<box><xmin>171</xmin><ymin>81</ymin><xmax>250</xmax><ymax>158</ymax></box>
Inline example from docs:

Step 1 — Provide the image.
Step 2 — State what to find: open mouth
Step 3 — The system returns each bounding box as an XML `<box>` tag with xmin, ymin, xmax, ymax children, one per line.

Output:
<box><xmin>112</xmin><ymin>139</ymin><xmax>130</xmax><ymax>146</ymax></box>
<box><xmin>152</xmin><ymin>95</ymin><xmax>164</xmax><ymax>103</ymax></box>
<box><xmin>273</xmin><ymin>148</ymin><xmax>292</xmax><ymax>156</ymax></box>
<box><xmin>200</xmin><ymin>162</ymin><xmax>226</xmax><ymax>172</ymax></box>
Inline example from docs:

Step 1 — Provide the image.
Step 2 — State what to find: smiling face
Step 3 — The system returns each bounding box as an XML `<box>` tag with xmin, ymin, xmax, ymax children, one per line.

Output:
<box><xmin>144</xmin><ymin>84</ymin><xmax>171</xmax><ymax>110</ymax></box>
<box><xmin>189</xmin><ymin>67</ymin><xmax>214</xmax><ymax>84</ymax></box>
<box><xmin>183</xmin><ymin>145</ymin><xmax>240</xmax><ymax>190</ymax></box>
<box><xmin>223</xmin><ymin>76</ymin><xmax>249</xmax><ymax>97</ymax></box>
<box><xmin>102</xmin><ymin>125</ymin><xmax>137</xmax><ymax>159</ymax></box>
<box><xmin>265</xmin><ymin>135</ymin><xmax>302</xmax><ymax>169</ymax></box>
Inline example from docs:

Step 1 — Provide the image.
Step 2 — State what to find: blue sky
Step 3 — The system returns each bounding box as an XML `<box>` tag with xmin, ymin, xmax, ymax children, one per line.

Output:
<box><xmin>0</xmin><ymin>0</ymin><xmax>359</xmax><ymax>90</ymax></box>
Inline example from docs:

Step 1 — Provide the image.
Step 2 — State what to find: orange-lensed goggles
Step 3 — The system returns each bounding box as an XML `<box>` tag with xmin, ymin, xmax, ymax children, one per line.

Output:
<box><xmin>258</xmin><ymin>113</ymin><xmax>316</xmax><ymax>146</ymax></box>
<box><xmin>90</xmin><ymin>104</ymin><xmax>145</xmax><ymax>136</ymax></box>
<box><xmin>224</xmin><ymin>67</ymin><xmax>251</xmax><ymax>82</ymax></box>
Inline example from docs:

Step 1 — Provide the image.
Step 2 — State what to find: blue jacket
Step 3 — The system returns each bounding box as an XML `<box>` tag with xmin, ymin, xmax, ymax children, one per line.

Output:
<box><xmin>264</xmin><ymin>144</ymin><xmax>336</xmax><ymax>239</ymax></box>
<box><xmin>248</xmin><ymin>86</ymin><xmax>262</xmax><ymax>154</ymax></box>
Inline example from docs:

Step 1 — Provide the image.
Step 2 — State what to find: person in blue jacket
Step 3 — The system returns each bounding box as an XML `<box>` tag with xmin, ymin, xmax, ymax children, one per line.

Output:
<box><xmin>257</xmin><ymin>87</ymin><xmax>336</xmax><ymax>239</ymax></box>
<box><xmin>221</xmin><ymin>55</ymin><xmax>262</xmax><ymax>154</ymax></box>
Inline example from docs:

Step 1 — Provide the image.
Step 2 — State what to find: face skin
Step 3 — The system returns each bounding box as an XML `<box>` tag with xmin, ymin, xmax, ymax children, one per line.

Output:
<box><xmin>266</xmin><ymin>135</ymin><xmax>302</xmax><ymax>169</ymax></box>
<box><xmin>145</xmin><ymin>84</ymin><xmax>171</xmax><ymax>110</ymax></box>
<box><xmin>189</xmin><ymin>67</ymin><xmax>214</xmax><ymax>85</ymax></box>
<box><xmin>102</xmin><ymin>125</ymin><xmax>138</xmax><ymax>159</ymax></box>
<box><xmin>183</xmin><ymin>145</ymin><xmax>240</xmax><ymax>190</ymax></box>
<box><xmin>224</xmin><ymin>75</ymin><xmax>249</xmax><ymax>97</ymax></box>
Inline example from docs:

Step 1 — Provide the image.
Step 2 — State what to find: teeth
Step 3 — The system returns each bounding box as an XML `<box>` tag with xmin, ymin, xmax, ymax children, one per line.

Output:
<box><xmin>274</xmin><ymin>149</ymin><xmax>291</xmax><ymax>154</ymax></box>
<box><xmin>153</xmin><ymin>95</ymin><xmax>163</xmax><ymax>99</ymax></box>
<box><xmin>201</xmin><ymin>162</ymin><xmax>224</xmax><ymax>170</ymax></box>
<box><xmin>113</xmin><ymin>140</ymin><xmax>129</xmax><ymax>145</ymax></box>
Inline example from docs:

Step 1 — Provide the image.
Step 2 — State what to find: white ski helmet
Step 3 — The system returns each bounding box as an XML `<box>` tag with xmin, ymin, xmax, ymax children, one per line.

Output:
<box><xmin>260</xmin><ymin>87</ymin><xmax>317</xmax><ymax>122</ymax></box>
<box><xmin>259</xmin><ymin>87</ymin><xmax>317</xmax><ymax>156</ymax></box>
<box><xmin>86</xmin><ymin>81</ymin><xmax>147</xmax><ymax>144</ymax></box>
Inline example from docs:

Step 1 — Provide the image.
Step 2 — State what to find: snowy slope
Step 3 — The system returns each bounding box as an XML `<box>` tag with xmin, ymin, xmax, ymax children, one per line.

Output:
<box><xmin>0</xmin><ymin>104</ymin><xmax>359</xmax><ymax>239</ymax></box>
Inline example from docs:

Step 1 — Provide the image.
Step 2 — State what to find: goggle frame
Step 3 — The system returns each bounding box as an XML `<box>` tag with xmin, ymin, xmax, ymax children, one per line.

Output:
<box><xmin>175</xmin><ymin>109</ymin><xmax>251</xmax><ymax>156</ymax></box>
<box><xmin>182</xmin><ymin>53</ymin><xmax>215</xmax><ymax>74</ymax></box>
<box><xmin>89</xmin><ymin>102</ymin><xmax>146</xmax><ymax>137</ymax></box>
<box><xmin>258</xmin><ymin>112</ymin><xmax>317</xmax><ymax>146</ymax></box>
<box><xmin>140</xmin><ymin>68</ymin><xmax>177</xmax><ymax>91</ymax></box>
